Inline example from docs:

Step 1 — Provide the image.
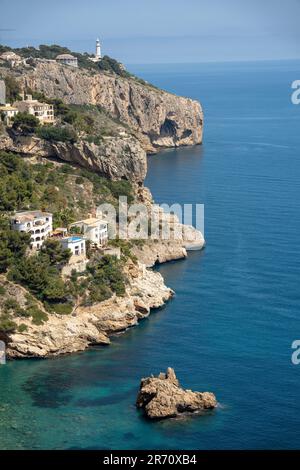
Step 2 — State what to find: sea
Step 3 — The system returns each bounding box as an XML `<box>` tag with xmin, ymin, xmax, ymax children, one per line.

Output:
<box><xmin>1</xmin><ymin>60</ymin><xmax>300</xmax><ymax>449</ymax></box>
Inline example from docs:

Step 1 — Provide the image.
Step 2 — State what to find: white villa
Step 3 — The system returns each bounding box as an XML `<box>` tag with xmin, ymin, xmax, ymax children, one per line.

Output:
<box><xmin>0</xmin><ymin>79</ymin><xmax>19</xmax><ymax>125</ymax></box>
<box><xmin>15</xmin><ymin>94</ymin><xmax>54</xmax><ymax>124</ymax></box>
<box><xmin>70</xmin><ymin>217</ymin><xmax>108</xmax><ymax>247</ymax></box>
<box><xmin>11</xmin><ymin>210</ymin><xmax>53</xmax><ymax>250</ymax></box>
<box><xmin>0</xmin><ymin>104</ymin><xmax>19</xmax><ymax>125</ymax></box>
<box><xmin>60</xmin><ymin>236</ymin><xmax>86</xmax><ymax>257</ymax></box>
<box><xmin>0</xmin><ymin>51</ymin><xmax>23</xmax><ymax>68</ymax></box>
<box><xmin>56</xmin><ymin>53</ymin><xmax>78</xmax><ymax>67</ymax></box>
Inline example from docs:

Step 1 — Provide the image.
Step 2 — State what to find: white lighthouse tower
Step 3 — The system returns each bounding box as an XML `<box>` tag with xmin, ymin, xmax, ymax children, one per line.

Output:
<box><xmin>96</xmin><ymin>38</ymin><xmax>101</xmax><ymax>60</ymax></box>
<box><xmin>89</xmin><ymin>38</ymin><xmax>102</xmax><ymax>63</ymax></box>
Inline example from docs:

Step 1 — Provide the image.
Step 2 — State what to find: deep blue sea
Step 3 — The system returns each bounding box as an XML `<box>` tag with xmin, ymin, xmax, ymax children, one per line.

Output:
<box><xmin>1</xmin><ymin>60</ymin><xmax>300</xmax><ymax>449</ymax></box>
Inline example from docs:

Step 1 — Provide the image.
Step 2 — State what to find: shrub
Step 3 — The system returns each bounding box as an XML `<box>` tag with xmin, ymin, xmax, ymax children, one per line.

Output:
<box><xmin>88</xmin><ymin>284</ymin><xmax>112</xmax><ymax>304</ymax></box>
<box><xmin>36</xmin><ymin>125</ymin><xmax>77</xmax><ymax>143</ymax></box>
<box><xmin>9</xmin><ymin>256</ymin><xmax>68</xmax><ymax>303</ymax></box>
<box><xmin>13</xmin><ymin>112</ymin><xmax>40</xmax><ymax>134</ymax></box>
<box><xmin>3</xmin><ymin>298</ymin><xmax>19</xmax><ymax>311</ymax></box>
<box><xmin>0</xmin><ymin>314</ymin><xmax>17</xmax><ymax>333</ymax></box>
<box><xmin>4</xmin><ymin>75</ymin><xmax>21</xmax><ymax>102</ymax></box>
<box><xmin>0</xmin><ymin>217</ymin><xmax>31</xmax><ymax>273</ymax></box>
<box><xmin>49</xmin><ymin>302</ymin><xmax>73</xmax><ymax>315</ymax></box>
<box><xmin>18</xmin><ymin>323</ymin><xmax>28</xmax><ymax>333</ymax></box>
<box><xmin>40</xmin><ymin>238</ymin><xmax>71</xmax><ymax>266</ymax></box>
<box><xmin>27</xmin><ymin>305</ymin><xmax>48</xmax><ymax>325</ymax></box>
<box><xmin>75</xmin><ymin>176</ymin><xmax>85</xmax><ymax>185</ymax></box>
<box><xmin>98</xmin><ymin>56</ymin><xmax>129</xmax><ymax>78</ymax></box>
<box><xmin>87</xmin><ymin>255</ymin><xmax>126</xmax><ymax>303</ymax></box>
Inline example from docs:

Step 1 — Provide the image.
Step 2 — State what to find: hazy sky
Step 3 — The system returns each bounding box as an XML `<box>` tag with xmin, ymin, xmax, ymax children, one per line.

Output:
<box><xmin>1</xmin><ymin>0</ymin><xmax>299</xmax><ymax>63</ymax></box>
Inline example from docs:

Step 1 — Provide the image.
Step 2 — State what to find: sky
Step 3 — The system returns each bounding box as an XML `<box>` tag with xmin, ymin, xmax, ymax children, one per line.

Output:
<box><xmin>0</xmin><ymin>0</ymin><xmax>300</xmax><ymax>64</ymax></box>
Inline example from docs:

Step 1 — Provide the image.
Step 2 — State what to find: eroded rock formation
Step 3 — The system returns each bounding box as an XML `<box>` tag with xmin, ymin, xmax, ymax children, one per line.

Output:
<box><xmin>1</xmin><ymin>132</ymin><xmax>147</xmax><ymax>183</ymax></box>
<box><xmin>6</xmin><ymin>263</ymin><xmax>173</xmax><ymax>358</ymax></box>
<box><xmin>136</xmin><ymin>368</ymin><xmax>217</xmax><ymax>419</ymax></box>
<box><xmin>19</xmin><ymin>61</ymin><xmax>203</xmax><ymax>153</ymax></box>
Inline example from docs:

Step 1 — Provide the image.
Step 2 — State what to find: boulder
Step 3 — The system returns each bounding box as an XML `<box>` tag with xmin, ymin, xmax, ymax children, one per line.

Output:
<box><xmin>136</xmin><ymin>367</ymin><xmax>217</xmax><ymax>419</ymax></box>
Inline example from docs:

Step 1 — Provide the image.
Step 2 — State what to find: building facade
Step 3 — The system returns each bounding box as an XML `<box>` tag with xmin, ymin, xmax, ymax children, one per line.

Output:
<box><xmin>0</xmin><ymin>51</ymin><xmax>23</xmax><ymax>68</ymax></box>
<box><xmin>0</xmin><ymin>80</ymin><xmax>5</xmax><ymax>105</ymax></box>
<box><xmin>11</xmin><ymin>211</ymin><xmax>53</xmax><ymax>250</ymax></box>
<box><xmin>70</xmin><ymin>218</ymin><xmax>108</xmax><ymax>247</ymax></box>
<box><xmin>60</xmin><ymin>236</ymin><xmax>86</xmax><ymax>257</ymax></box>
<box><xmin>15</xmin><ymin>95</ymin><xmax>54</xmax><ymax>124</ymax></box>
<box><xmin>56</xmin><ymin>54</ymin><xmax>78</xmax><ymax>67</ymax></box>
<box><xmin>0</xmin><ymin>104</ymin><xmax>19</xmax><ymax>125</ymax></box>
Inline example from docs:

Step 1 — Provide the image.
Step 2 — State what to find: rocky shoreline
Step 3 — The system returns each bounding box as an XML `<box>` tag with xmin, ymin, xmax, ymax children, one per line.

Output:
<box><xmin>0</xmin><ymin>57</ymin><xmax>205</xmax><ymax>359</ymax></box>
<box><xmin>6</xmin><ymin>261</ymin><xmax>173</xmax><ymax>358</ymax></box>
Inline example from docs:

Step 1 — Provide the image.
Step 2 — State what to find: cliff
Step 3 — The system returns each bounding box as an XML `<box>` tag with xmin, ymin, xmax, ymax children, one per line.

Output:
<box><xmin>1</xmin><ymin>132</ymin><xmax>147</xmax><ymax>183</ymax></box>
<box><xmin>18</xmin><ymin>61</ymin><xmax>203</xmax><ymax>153</ymax></box>
<box><xmin>0</xmin><ymin>56</ymin><xmax>205</xmax><ymax>359</ymax></box>
<box><xmin>3</xmin><ymin>263</ymin><xmax>173</xmax><ymax>358</ymax></box>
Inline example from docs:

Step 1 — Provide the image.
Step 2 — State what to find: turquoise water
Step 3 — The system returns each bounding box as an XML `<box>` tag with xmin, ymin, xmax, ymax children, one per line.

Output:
<box><xmin>1</xmin><ymin>61</ymin><xmax>300</xmax><ymax>449</ymax></box>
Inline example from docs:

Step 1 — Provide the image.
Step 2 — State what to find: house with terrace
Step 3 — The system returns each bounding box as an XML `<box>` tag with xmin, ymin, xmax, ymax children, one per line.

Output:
<box><xmin>15</xmin><ymin>94</ymin><xmax>55</xmax><ymax>124</ymax></box>
<box><xmin>70</xmin><ymin>217</ymin><xmax>108</xmax><ymax>247</ymax></box>
<box><xmin>60</xmin><ymin>236</ymin><xmax>86</xmax><ymax>257</ymax></box>
<box><xmin>11</xmin><ymin>210</ymin><xmax>53</xmax><ymax>250</ymax></box>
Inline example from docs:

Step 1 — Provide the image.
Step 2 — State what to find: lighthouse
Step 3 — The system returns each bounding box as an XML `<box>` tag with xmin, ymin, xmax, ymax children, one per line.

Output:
<box><xmin>89</xmin><ymin>38</ymin><xmax>102</xmax><ymax>63</ymax></box>
<box><xmin>95</xmin><ymin>38</ymin><xmax>101</xmax><ymax>60</ymax></box>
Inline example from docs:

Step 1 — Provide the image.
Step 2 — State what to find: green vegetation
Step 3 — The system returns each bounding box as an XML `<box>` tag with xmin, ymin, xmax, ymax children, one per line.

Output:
<box><xmin>98</xmin><ymin>55</ymin><xmax>130</xmax><ymax>78</ymax></box>
<box><xmin>0</xmin><ymin>218</ymin><xmax>30</xmax><ymax>272</ymax></box>
<box><xmin>1</xmin><ymin>44</ymin><xmax>159</xmax><ymax>91</ymax></box>
<box><xmin>0</xmin><ymin>151</ymin><xmax>134</xmax><ymax>333</ymax></box>
<box><xmin>0</xmin><ymin>313</ymin><xmax>17</xmax><ymax>333</ymax></box>
<box><xmin>48</xmin><ymin>302</ymin><xmax>73</xmax><ymax>315</ymax></box>
<box><xmin>108</xmin><ymin>238</ymin><xmax>144</xmax><ymax>263</ymax></box>
<box><xmin>36</xmin><ymin>125</ymin><xmax>77</xmax><ymax>143</ymax></box>
<box><xmin>85</xmin><ymin>255</ymin><xmax>126</xmax><ymax>304</ymax></box>
<box><xmin>12</xmin><ymin>112</ymin><xmax>40</xmax><ymax>134</ymax></box>
<box><xmin>18</xmin><ymin>323</ymin><xmax>28</xmax><ymax>333</ymax></box>
<box><xmin>3</xmin><ymin>75</ymin><xmax>21</xmax><ymax>102</ymax></box>
<box><xmin>8</xmin><ymin>242</ymin><xmax>70</xmax><ymax>304</ymax></box>
<box><xmin>0</xmin><ymin>150</ymin><xmax>134</xmax><ymax>227</ymax></box>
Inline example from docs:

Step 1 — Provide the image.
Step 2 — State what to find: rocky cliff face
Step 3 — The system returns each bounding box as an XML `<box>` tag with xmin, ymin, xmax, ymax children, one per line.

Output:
<box><xmin>20</xmin><ymin>61</ymin><xmax>203</xmax><ymax>153</ymax></box>
<box><xmin>1</xmin><ymin>132</ymin><xmax>147</xmax><ymax>183</ymax></box>
<box><xmin>5</xmin><ymin>262</ymin><xmax>173</xmax><ymax>358</ymax></box>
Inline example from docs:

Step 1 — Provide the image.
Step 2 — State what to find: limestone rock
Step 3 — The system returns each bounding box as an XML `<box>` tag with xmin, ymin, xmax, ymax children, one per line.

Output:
<box><xmin>18</xmin><ymin>61</ymin><xmax>203</xmax><ymax>153</ymax></box>
<box><xmin>131</xmin><ymin>186</ymin><xmax>205</xmax><ymax>267</ymax></box>
<box><xmin>136</xmin><ymin>368</ymin><xmax>217</xmax><ymax>419</ymax></box>
<box><xmin>2</xmin><ymin>133</ymin><xmax>147</xmax><ymax>183</ymax></box>
<box><xmin>6</xmin><ymin>263</ymin><xmax>173</xmax><ymax>358</ymax></box>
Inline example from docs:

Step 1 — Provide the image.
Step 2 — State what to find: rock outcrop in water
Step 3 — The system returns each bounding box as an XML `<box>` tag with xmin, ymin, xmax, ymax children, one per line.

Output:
<box><xmin>18</xmin><ymin>61</ymin><xmax>203</xmax><ymax>153</ymax></box>
<box><xmin>136</xmin><ymin>368</ymin><xmax>217</xmax><ymax>419</ymax></box>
